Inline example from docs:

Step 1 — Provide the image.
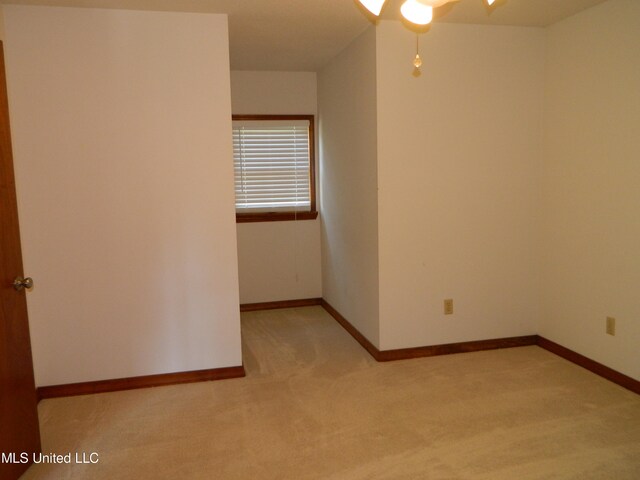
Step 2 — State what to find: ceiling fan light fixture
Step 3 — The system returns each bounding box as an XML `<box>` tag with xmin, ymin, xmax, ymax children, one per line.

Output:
<box><xmin>354</xmin><ymin>0</ymin><xmax>505</xmax><ymax>74</ymax></box>
<box><xmin>419</xmin><ymin>0</ymin><xmax>454</xmax><ymax>7</ymax></box>
<box><xmin>400</xmin><ymin>0</ymin><xmax>434</xmax><ymax>25</ymax></box>
<box><xmin>358</xmin><ymin>0</ymin><xmax>387</xmax><ymax>17</ymax></box>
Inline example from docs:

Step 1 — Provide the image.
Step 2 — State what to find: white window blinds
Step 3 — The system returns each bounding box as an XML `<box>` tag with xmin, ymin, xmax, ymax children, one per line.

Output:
<box><xmin>233</xmin><ymin>119</ymin><xmax>312</xmax><ymax>212</ymax></box>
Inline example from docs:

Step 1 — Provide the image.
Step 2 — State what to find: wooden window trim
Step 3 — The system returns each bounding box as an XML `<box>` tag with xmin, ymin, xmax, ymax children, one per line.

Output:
<box><xmin>233</xmin><ymin>114</ymin><xmax>317</xmax><ymax>223</ymax></box>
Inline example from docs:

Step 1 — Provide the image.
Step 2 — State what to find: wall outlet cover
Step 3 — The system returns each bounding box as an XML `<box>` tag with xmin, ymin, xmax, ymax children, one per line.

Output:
<box><xmin>606</xmin><ymin>316</ymin><xmax>616</xmax><ymax>336</ymax></box>
<box><xmin>444</xmin><ymin>299</ymin><xmax>454</xmax><ymax>315</ymax></box>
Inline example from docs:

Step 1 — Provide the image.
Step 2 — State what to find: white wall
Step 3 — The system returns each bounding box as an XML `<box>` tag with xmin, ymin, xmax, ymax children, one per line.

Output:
<box><xmin>0</xmin><ymin>7</ymin><xmax>5</xmax><ymax>41</ymax></box>
<box><xmin>4</xmin><ymin>6</ymin><xmax>242</xmax><ymax>386</ymax></box>
<box><xmin>231</xmin><ymin>71</ymin><xmax>317</xmax><ymax>115</ymax></box>
<box><xmin>318</xmin><ymin>28</ymin><xmax>380</xmax><ymax>347</ymax></box>
<box><xmin>230</xmin><ymin>71</ymin><xmax>322</xmax><ymax>304</ymax></box>
<box><xmin>541</xmin><ymin>0</ymin><xmax>640</xmax><ymax>380</ymax></box>
<box><xmin>376</xmin><ymin>21</ymin><xmax>545</xmax><ymax>350</ymax></box>
<box><xmin>236</xmin><ymin>218</ymin><xmax>321</xmax><ymax>304</ymax></box>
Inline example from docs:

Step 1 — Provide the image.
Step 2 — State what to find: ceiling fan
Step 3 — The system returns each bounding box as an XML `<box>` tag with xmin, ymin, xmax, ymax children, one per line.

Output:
<box><xmin>358</xmin><ymin>0</ymin><xmax>497</xmax><ymax>25</ymax></box>
<box><xmin>357</xmin><ymin>0</ymin><xmax>500</xmax><ymax>73</ymax></box>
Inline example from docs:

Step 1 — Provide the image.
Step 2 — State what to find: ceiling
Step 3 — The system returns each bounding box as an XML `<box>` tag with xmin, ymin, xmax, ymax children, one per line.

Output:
<box><xmin>0</xmin><ymin>0</ymin><xmax>609</xmax><ymax>71</ymax></box>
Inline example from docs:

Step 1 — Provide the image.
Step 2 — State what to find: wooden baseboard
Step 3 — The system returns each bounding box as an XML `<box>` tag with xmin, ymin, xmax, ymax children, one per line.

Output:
<box><xmin>320</xmin><ymin>300</ymin><xmax>639</xmax><ymax>395</ymax></box>
<box><xmin>537</xmin><ymin>336</ymin><xmax>640</xmax><ymax>395</ymax></box>
<box><xmin>320</xmin><ymin>299</ymin><xmax>381</xmax><ymax>360</ymax></box>
<box><xmin>37</xmin><ymin>365</ymin><xmax>246</xmax><ymax>400</ymax></box>
<box><xmin>40</xmin><ymin>304</ymin><xmax>637</xmax><ymax>399</ymax></box>
<box><xmin>320</xmin><ymin>299</ymin><xmax>537</xmax><ymax>362</ymax></box>
<box><xmin>376</xmin><ymin>335</ymin><xmax>539</xmax><ymax>362</ymax></box>
<box><xmin>240</xmin><ymin>297</ymin><xmax>322</xmax><ymax>312</ymax></box>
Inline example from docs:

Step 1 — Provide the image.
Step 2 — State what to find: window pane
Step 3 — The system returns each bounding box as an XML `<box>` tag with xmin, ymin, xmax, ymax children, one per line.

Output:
<box><xmin>232</xmin><ymin>118</ymin><xmax>312</xmax><ymax>213</ymax></box>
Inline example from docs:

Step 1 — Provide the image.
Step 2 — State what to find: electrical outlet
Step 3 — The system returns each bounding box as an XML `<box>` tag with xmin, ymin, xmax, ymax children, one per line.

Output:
<box><xmin>606</xmin><ymin>317</ymin><xmax>616</xmax><ymax>336</ymax></box>
<box><xmin>444</xmin><ymin>299</ymin><xmax>454</xmax><ymax>315</ymax></box>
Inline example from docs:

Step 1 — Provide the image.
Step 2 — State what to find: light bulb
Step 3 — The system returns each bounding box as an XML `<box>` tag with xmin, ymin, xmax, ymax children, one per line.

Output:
<box><xmin>358</xmin><ymin>0</ymin><xmax>387</xmax><ymax>16</ymax></box>
<box><xmin>420</xmin><ymin>0</ymin><xmax>453</xmax><ymax>7</ymax></box>
<box><xmin>487</xmin><ymin>0</ymin><xmax>496</xmax><ymax>5</ymax></box>
<box><xmin>400</xmin><ymin>0</ymin><xmax>434</xmax><ymax>25</ymax></box>
<box><xmin>413</xmin><ymin>54</ymin><xmax>422</xmax><ymax>68</ymax></box>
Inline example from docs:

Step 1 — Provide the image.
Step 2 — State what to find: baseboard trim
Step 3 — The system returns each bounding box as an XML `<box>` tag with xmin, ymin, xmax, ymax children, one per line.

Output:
<box><xmin>40</xmin><ymin>305</ymin><xmax>638</xmax><ymax>399</ymax></box>
<box><xmin>320</xmin><ymin>299</ymin><xmax>381</xmax><ymax>360</ymax></box>
<box><xmin>537</xmin><ymin>336</ymin><xmax>640</xmax><ymax>395</ymax></box>
<box><xmin>377</xmin><ymin>335</ymin><xmax>539</xmax><ymax>362</ymax></box>
<box><xmin>320</xmin><ymin>299</ymin><xmax>537</xmax><ymax>362</ymax></box>
<box><xmin>240</xmin><ymin>298</ymin><xmax>322</xmax><ymax>312</ymax></box>
<box><xmin>37</xmin><ymin>365</ymin><xmax>246</xmax><ymax>400</ymax></box>
<box><xmin>320</xmin><ymin>300</ymin><xmax>639</xmax><ymax>394</ymax></box>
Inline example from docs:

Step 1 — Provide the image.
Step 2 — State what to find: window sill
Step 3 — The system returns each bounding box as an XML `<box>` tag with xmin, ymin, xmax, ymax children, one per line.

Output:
<box><xmin>236</xmin><ymin>211</ymin><xmax>319</xmax><ymax>223</ymax></box>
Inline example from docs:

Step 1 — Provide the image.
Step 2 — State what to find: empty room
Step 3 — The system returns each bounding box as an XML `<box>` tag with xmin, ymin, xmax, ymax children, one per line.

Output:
<box><xmin>0</xmin><ymin>0</ymin><xmax>639</xmax><ymax>478</ymax></box>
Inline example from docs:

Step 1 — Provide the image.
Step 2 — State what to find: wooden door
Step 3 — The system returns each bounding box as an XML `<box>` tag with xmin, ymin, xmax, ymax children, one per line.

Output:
<box><xmin>0</xmin><ymin>41</ymin><xmax>41</xmax><ymax>480</ymax></box>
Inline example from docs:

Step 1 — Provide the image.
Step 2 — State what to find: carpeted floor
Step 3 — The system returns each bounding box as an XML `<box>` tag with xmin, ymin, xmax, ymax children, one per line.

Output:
<box><xmin>23</xmin><ymin>306</ymin><xmax>640</xmax><ymax>479</ymax></box>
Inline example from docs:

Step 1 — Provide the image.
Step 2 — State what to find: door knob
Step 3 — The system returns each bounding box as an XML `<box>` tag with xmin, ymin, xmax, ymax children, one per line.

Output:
<box><xmin>13</xmin><ymin>276</ymin><xmax>34</xmax><ymax>291</ymax></box>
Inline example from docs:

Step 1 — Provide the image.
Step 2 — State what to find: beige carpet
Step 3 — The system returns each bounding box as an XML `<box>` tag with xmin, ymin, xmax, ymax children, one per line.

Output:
<box><xmin>23</xmin><ymin>306</ymin><xmax>640</xmax><ymax>479</ymax></box>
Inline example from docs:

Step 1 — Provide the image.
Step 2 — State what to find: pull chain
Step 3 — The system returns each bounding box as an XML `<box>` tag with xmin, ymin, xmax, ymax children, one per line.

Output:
<box><xmin>413</xmin><ymin>34</ymin><xmax>422</xmax><ymax>71</ymax></box>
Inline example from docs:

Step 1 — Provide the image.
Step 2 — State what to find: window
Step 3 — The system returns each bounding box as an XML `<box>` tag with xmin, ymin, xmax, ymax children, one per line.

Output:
<box><xmin>232</xmin><ymin>115</ymin><xmax>317</xmax><ymax>222</ymax></box>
